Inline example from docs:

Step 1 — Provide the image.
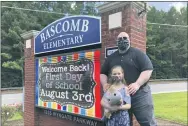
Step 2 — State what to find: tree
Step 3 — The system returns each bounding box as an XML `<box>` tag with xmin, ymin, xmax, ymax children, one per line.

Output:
<box><xmin>1</xmin><ymin>1</ymin><xmax>99</xmax><ymax>88</ymax></box>
<box><xmin>147</xmin><ymin>6</ymin><xmax>187</xmax><ymax>79</ymax></box>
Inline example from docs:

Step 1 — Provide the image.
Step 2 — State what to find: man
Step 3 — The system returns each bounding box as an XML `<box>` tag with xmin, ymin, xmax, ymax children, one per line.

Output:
<box><xmin>100</xmin><ymin>32</ymin><xmax>157</xmax><ymax>126</ymax></box>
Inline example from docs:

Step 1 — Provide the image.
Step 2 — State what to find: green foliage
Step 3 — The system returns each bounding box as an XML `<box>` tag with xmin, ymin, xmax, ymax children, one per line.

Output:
<box><xmin>1</xmin><ymin>104</ymin><xmax>23</xmax><ymax>125</ymax></box>
<box><xmin>147</xmin><ymin>6</ymin><xmax>187</xmax><ymax>79</ymax></box>
<box><xmin>1</xmin><ymin>106</ymin><xmax>16</xmax><ymax>125</ymax></box>
<box><xmin>16</xmin><ymin>104</ymin><xmax>23</xmax><ymax>118</ymax></box>
<box><xmin>2</xmin><ymin>61</ymin><xmax>22</xmax><ymax>70</ymax></box>
<box><xmin>1</xmin><ymin>1</ymin><xmax>98</xmax><ymax>88</ymax></box>
<box><xmin>1</xmin><ymin>53</ymin><xmax>12</xmax><ymax>59</ymax></box>
<box><xmin>1</xmin><ymin>2</ymin><xmax>187</xmax><ymax>87</ymax></box>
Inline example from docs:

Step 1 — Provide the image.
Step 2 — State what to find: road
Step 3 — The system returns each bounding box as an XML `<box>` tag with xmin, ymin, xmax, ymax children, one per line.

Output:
<box><xmin>1</xmin><ymin>81</ymin><xmax>187</xmax><ymax>105</ymax></box>
<box><xmin>149</xmin><ymin>81</ymin><xmax>187</xmax><ymax>94</ymax></box>
<box><xmin>1</xmin><ymin>93</ymin><xmax>23</xmax><ymax>106</ymax></box>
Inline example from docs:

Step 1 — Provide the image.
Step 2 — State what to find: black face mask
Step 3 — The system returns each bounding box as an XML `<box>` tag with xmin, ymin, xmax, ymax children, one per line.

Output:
<box><xmin>117</xmin><ymin>37</ymin><xmax>130</xmax><ymax>51</ymax></box>
<box><xmin>109</xmin><ymin>75</ymin><xmax>122</xmax><ymax>84</ymax></box>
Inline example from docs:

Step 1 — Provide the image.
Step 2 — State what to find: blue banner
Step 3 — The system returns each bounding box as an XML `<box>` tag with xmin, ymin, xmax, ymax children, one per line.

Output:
<box><xmin>34</xmin><ymin>16</ymin><xmax>101</xmax><ymax>54</ymax></box>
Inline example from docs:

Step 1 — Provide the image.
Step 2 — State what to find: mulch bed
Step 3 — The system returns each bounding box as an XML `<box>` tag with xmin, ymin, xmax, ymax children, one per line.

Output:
<box><xmin>4</xmin><ymin>119</ymin><xmax>23</xmax><ymax>126</ymax></box>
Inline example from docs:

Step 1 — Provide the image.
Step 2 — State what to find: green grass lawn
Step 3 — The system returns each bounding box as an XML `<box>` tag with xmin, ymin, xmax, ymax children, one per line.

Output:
<box><xmin>9</xmin><ymin>112</ymin><xmax>22</xmax><ymax>121</ymax></box>
<box><xmin>6</xmin><ymin>92</ymin><xmax>188</xmax><ymax>125</ymax></box>
<box><xmin>153</xmin><ymin>92</ymin><xmax>187</xmax><ymax>125</ymax></box>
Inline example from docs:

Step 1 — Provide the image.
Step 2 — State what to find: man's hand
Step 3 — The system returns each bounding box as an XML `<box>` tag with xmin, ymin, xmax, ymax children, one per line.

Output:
<box><xmin>128</xmin><ymin>82</ymin><xmax>140</xmax><ymax>95</ymax></box>
<box><xmin>103</xmin><ymin>83</ymin><xmax>110</xmax><ymax>92</ymax></box>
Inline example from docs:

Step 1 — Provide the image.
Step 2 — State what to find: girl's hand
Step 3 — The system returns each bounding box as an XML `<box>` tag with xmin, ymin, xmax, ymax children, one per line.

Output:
<box><xmin>120</xmin><ymin>99</ymin><xmax>123</xmax><ymax>105</ymax></box>
<box><xmin>119</xmin><ymin>105</ymin><xmax>124</xmax><ymax>110</ymax></box>
<box><xmin>119</xmin><ymin>104</ymin><xmax>131</xmax><ymax>110</ymax></box>
<box><xmin>108</xmin><ymin>105</ymin><xmax>120</xmax><ymax>112</ymax></box>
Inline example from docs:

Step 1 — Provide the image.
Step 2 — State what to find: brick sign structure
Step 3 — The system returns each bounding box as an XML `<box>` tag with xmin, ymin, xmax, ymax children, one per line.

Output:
<box><xmin>21</xmin><ymin>2</ymin><xmax>147</xmax><ymax>126</ymax></box>
<box><xmin>21</xmin><ymin>16</ymin><xmax>103</xmax><ymax>126</ymax></box>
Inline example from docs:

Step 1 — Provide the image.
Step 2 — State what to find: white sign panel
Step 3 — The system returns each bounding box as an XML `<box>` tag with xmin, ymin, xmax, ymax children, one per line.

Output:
<box><xmin>105</xmin><ymin>46</ymin><xmax>118</xmax><ymax>58</ymax></box>
<box><xmin>109</xmin><ymin>12</ymin><xmax>122</xmax><ymax>29</ymax></box>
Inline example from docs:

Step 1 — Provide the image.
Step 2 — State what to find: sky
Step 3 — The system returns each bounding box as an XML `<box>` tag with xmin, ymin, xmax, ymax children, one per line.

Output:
<box><xmin>148</xmin><ymin>2</ymin><xmax>187</xmax><ymax>12</ymax></box>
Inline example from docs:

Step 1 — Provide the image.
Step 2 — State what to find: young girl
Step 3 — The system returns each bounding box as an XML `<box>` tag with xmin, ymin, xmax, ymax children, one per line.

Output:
<box><xmin>101</xmin><ymin>65</ymin><xmax>131</xmax><ymax>126</ymax></box>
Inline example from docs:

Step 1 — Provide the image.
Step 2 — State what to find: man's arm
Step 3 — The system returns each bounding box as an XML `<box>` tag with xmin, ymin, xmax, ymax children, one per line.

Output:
<box><xmin>100</xmin><ymin>74</ymin><xmax>108</xmax><ymax>86</ymax></box>
<box><xmin>135</xmin><ymin>50</ymin><xmax>153</xmax><ymax>86</ymax></box>
<box><xmin>128</xmin><ymin>70</ymin><xmax>152</xmax><ymax>95</ymax></box>
<box><xmin>100</xmin><ymin>57</ymin><xmax>111</xmax><ymax>92</ymax></box>
<box><xmin>128</xmin><ymin>49</ymin><xmax>153</xmax><ymax>95</ymax></box>
<box><xmin>136</xmin><ymin>70</ymin><xmax>153</xmax><ymax>87</ymax></box>
<box><xmin>100</xmin><ymin>74</ymin><xmax>110</xmax><ymax>92</ymax></box>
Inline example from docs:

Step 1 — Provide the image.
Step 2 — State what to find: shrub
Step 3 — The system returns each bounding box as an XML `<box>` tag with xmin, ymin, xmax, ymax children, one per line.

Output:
<box><xmin>16</xmin><ymin>104</ymin><xmax>24</xmax><ymax>118</ymax></box>
<box><xmin>1</xmin><ymin>106</ymin><xmax>16</xmax><ymax>125</ymax></box>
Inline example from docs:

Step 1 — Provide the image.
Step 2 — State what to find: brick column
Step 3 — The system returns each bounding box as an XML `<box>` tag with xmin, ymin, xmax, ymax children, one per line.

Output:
<box><xmin>98</xmin><ymin>2</ymin><xmax>147</xmax><ymax>126</ymax></box>
<box><xmin>21</xmin><ymin>30</ymin><xmax>39</xmax><ymax>126</ymax></box>
<box><xmin>97</xmin><ymin>2</ymin><xmax>147</xmax><ymax>64</ymax></box>
<box><xmin>129</xmin><ymin>2</ymin><xmax>147</xmax><ymax>53</ymax></box>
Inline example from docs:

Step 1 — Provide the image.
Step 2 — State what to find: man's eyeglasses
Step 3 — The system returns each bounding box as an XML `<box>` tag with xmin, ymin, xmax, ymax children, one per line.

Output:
<box><xmin>117</xmin><ymin>37</ymin><xmax>128</xmax><ymax>41</ymax></box>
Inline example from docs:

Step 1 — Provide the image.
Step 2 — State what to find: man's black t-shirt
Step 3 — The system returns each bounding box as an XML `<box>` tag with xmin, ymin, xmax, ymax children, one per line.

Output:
<box><xmin>101</xmin><ymin>47</ymin><xmax>153</xmax><ymax>86</ymax></box>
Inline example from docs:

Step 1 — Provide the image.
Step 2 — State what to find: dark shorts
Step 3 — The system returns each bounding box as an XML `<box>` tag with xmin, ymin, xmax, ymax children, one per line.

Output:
<box><xmin>129</xmin><ymin>85</ymin><xmax>157</xmax><ymax>126</ymax></box>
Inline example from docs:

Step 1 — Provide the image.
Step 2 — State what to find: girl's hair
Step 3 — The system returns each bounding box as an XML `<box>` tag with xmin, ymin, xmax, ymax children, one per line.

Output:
<box><xmin>108</xmin><ymin>65</ymin><xmax>127</xmax><ymax>85</ymax></box>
